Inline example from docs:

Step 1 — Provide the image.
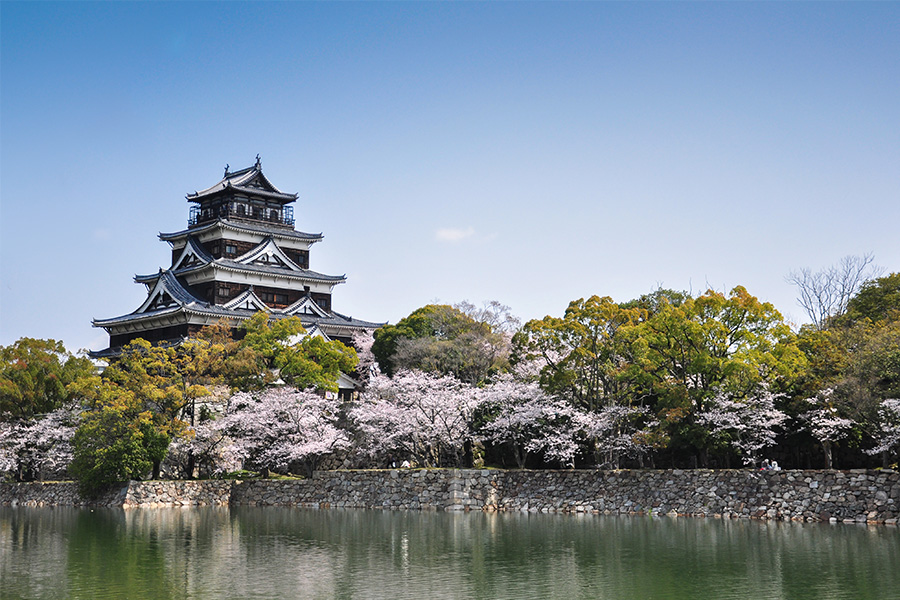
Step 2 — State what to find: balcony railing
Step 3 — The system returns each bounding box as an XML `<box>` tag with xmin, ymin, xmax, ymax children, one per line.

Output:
<box><xmin>189</xmin><ymin>204</ymin><xmax>294</xmax><ymax>228</ymax></box>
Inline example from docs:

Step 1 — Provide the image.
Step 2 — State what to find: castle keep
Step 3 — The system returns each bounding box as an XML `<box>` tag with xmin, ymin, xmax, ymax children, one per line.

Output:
<box><xmin>93</xmin><ymin>157</ymin><xmax>380</xmax><ymax>356</ymax></box>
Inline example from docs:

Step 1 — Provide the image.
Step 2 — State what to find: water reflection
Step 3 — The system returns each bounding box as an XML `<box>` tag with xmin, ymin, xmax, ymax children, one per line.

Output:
<box><xmin>2</xmin><ymin>507</ymin><xmax>898</xmax><ymax>599</ymax></box>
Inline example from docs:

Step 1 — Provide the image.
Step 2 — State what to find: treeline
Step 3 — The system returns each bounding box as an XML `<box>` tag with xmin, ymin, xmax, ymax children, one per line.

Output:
<box><xmin>369</xmin><ymin>273</ymin><xmax>899</xmax><ymax>472</ymax></box>
<box><xmin>0</xmin><ymin>313</ymin><xmax>357</xmax><ymax>494</ymax></box>
<box><xmin>1</xmin><ymin>266</ymin><xmax>898</xmax><ymax>494</ymax></box>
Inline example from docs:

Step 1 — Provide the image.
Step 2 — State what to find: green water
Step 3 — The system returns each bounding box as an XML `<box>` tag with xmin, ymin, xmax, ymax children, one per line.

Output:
<box><xmin>1</xmin><ymin>507</ymin><xmax>898</xmax><ymax>599</ymax></box>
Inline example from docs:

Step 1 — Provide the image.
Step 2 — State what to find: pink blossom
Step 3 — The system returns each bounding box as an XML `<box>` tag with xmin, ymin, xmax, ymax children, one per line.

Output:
<box><xmin>0</xmin><ymin>404</ymin><xmax>79</xmax><ymax>480</ymax></box>
<box><xmin>221</xmin><ymin>387</ymin><xmax>350</xmax><ymax>476</ymax></box>
<box><xmin>866</xmin><ymin>399</ymin><xmax>900</xmax><ymax>456</ymax></box>
<box><xmin>576</xmin><ymin>404</ymin><xmax>651</xmax><ymax>468</ymax></box>
<box><xmin>800</xmin><ymin>389</ymin><xmax>855</xmax><ymax>469</ymax></box>
<box><xmin>697</xmin><ymin>384</ymin><xmax>787</xmax><ymax>466</ymax></box>
<box><xmin>801</xmin><ymin>389</ymin><xmax>854</xmax><ymax>444</ymax></box>
<box><xmin>479</xmin><ymin>376</ymin><xmax>571</xmax><ymax>468</ymax></box>
<box><xmin>352</xmin><ymin>329</ymin><xmax>380</xmax><ymax>383</ymax></box>
<box><xmin>350</xmin><ymin>370</ymin><xmax>479</xmax><ymax>467</ymax></box>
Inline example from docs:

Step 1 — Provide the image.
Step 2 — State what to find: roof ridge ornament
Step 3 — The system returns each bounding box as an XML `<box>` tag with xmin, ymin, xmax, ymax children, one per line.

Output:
<box><xmin>255</xmin><ymin>154</ymin><xmax>261</xmax><ymax>169</ymax></box>
<box><xmin>224</xmin><ymin>164</ymin><xmax>230</xmax><ymax>177</ymax></box>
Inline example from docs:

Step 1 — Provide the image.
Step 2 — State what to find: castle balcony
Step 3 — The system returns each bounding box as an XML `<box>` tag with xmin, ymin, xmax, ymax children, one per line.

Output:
<box><xmin>189</xmin><ymin>204</ymin><xmax>294</xmax><ymax>228</ymax></box>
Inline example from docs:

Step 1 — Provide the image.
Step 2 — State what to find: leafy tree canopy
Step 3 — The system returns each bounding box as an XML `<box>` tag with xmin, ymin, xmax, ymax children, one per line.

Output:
<box><xmin>513</xmin><ymin>295</ymin><xmax>646</xmax><ymax>412</ymax></box>
<box><xmin>69</xmin><ymin>378</ymin><xmax>171</xmax><ymax>495</ymax></box>
<box><xmin>842</xmin><ymin>272</ymin><xmax>900</xmax><ymax>325</ymax></box>
<box><xmin>0</xmin><ymin>338</ymin><xmax>94</xmax><ymax>420</ymax></box>
<box><xmin>373</xmin><ymin>303</ymin><xmax>514</xmax><ymax>383</ymax></box>
<box><xmin>618</xmin><ymin>287</ymin><xmax>690</xmax><ymax>315</ymax></box>
<box><xmin>199</xmin><ymin>313</ymin><xmax>358</xmax><ymax>392</ymax></box>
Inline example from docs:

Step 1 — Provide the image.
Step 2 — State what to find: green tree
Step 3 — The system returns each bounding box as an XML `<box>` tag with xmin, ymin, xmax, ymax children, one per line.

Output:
<box><xmin>372</xmin><ymin>303</ymin><xmax>512</xmax><ymax>383</ymax></box>
<box><xmin>842</xmin><ymin>272</ymin><xmax>900</xmax><ymax>326</ymax></box>
<box><xmin>792</xmin><ymin>273</ymin><xmax>900</xmax><ymax>466</ymax></box>
<box><xmin>69</xmin><ymin>377</ymin><xmax>173</xmax><ymax>495</ymax></box>
<box><xmin>513</xmin><ymin>295</ymin><xmax>645</xmax><ymax>412</ymax></box>
<box><xmin>230</xmin><ymin>312</ymin><xmax>357</xmax><ymax>392</ymax></box>
<box><xmin>195</xmin><ymin>319</ymin><xmax>264</xmax><ymax>390</ymax></box>
<box><xmin>101</xmin><ymin>339</ymin><xmax>208</xmax><ymax>431</ymax></box>
<box><xmin>628</xmin><ymin>287</ymin><xmax>805</xmax><ymax>465</ymax></box>
<box><xmin>0</xmin><ymin>338</ymin><xmax>94</xmax><ymax>420</ymax></box>
<box><xmin>69</xmin><ymin>338</ymin><xmax>209</xmax><ymax>491</ymax></box>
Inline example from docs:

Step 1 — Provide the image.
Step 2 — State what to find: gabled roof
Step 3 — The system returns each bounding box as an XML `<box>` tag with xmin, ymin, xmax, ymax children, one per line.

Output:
<box><xmin>222</xmin><ymin>288</ymin><xmax>270</xmax><ymax>312</ymax></box>
<box><xmin>95</xmin><ymin>268</ymin><xmax>383</xmax><ymax>332</ymax></box>
<box><xmin>95</xmin><ymin>270</ymin><xmax>207</xmax><ymax>326</ymax></box>
<box><xmin>138</xmin><ymin>235</ymin><xmax>345</xmax><ymax>286</ymax></box>
<box><xmin>203</xmin><ymin>260</ymin><xmax>346</xmax><ymax>283</ymax></box>
<box><xmin>159</xmin><ymin>219</ymin><xmax>323</xmax><ymax>243</ymax></box>
<box><xmin>236</xmin><ymin>237</ymin><xmax>304</xmax><ymax>271</ymax></box>
<box><xmin>171</xmin><ymin>237</ymin><xmax>215</xmax><ymax>271</ymax></box>
<box><xmin>186</xmin><ymin>158</ymin><xmax>297</xmax><ymax>204</ymax></box>
<box><xmin>283</xmin><ymin>295</ymin><xmax>331</xmax><ymax>318</ymax></box>
<box><xmin>165</xmin><ymin>238</ymin><xmax>345</xmax><ymax>285</ymax></box>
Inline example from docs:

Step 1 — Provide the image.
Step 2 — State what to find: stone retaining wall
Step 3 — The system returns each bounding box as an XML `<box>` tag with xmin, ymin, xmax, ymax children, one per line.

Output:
<box><xmin>2</xmin><ymin>469</ymin><xmax>898</xmax><ymax>524</ymax></box>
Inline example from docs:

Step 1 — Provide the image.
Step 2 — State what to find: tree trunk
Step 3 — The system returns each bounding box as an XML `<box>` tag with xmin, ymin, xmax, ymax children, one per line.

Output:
<box><xmin>822</xmin><ymin>442</ymin><xmax>833</xmax><ymax>469</ymax></box>
<box><xmin>514</xmin><ymin>445</ymin><xmax>526</xmax><ymax>469</ymax></box>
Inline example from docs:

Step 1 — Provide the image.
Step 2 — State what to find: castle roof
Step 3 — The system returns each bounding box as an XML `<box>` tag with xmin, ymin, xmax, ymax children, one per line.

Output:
<box><xmin>136</xmin><ymin>236</ymin><xmax>346</xmax><ymax>286</ymax></box>
<box><xmin>94</xmin><ymin>268</ymin><xmax>381</xmax><ymax>334</ymax></box>
<box><xmin>159</xmin><ymin>218</ymin><xmax>323</xmax><ymax>243</ymax></box>
<box><xmin>186</xmin><ymin>158</ymin><xmax>297</xmax><ymax>204</ymax></box>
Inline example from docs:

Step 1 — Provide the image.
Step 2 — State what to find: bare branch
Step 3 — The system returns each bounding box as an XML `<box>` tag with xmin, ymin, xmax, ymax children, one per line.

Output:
<box><xmin>787</xmin><ymin>253</ymin><xmax>882</xmax><ymax>329</ymax></box>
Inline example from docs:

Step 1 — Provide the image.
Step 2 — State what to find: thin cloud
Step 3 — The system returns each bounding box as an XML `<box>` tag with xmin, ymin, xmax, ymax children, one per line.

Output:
<box><xmin>435</xmin><ymin>227</ymin><xmax>475</xmax><ymax>242</ymax></box>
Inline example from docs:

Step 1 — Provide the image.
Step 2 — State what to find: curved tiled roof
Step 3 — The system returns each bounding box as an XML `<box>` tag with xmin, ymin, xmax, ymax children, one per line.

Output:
<box><xmin>186</xmin><ymin>161</ymin><xmax>297</xmax><ymax>203</ymax></box>
<box><xmin>94</xmin><ymin>269</ymin><xmax>381</xmax><ymax>331</ymax></box>
<box><xmin>159</xmin><ymin>219</ymin><xmax>323</xmax><ymax>243</ymax></box>
<box><xmin>172</xmin><ymin>257</ymin><xmax>346</xmax><ymax>284</ymax></box>
<box><xmin>158</xmin><ymin>270</ymin><xmax>205</xmax><ymax>305</ymax></box>
<box><xmin>236</xmin><ymin>237</ymin><xmax>303</xmax><ymax>271</ymax></box>
<box><xmin>138</xmin><ymin>235</ymin><xmax>344</xmax><ymax>286</ymax></box>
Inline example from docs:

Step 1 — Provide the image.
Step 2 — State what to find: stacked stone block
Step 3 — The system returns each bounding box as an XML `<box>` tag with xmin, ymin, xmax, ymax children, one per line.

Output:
<box><xmin>2</xmin><ymin>469</ymin><xmax>897</xmax><ymax>525</ymax></box>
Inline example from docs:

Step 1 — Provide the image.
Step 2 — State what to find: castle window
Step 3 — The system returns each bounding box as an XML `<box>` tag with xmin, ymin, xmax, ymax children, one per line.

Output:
<box><xmin>225</xmin><ymin>244</ymin><xmax>237</xmax><ymax>255</ymax></box>
<box><xmin>259</xmin><ymin>292</ymin><xmax>289</xmax><ymax>305</ymax></box>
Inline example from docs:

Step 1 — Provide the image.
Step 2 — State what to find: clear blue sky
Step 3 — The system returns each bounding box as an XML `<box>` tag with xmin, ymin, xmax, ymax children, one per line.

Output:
<box><xmin>2</xmin><ymin>2</ymin><xmax>898</xmax><ymax>353</ymax></box>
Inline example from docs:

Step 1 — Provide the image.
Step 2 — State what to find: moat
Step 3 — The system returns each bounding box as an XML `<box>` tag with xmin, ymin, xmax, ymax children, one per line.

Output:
<box><xmin>2</xmin><ymin>506</ymin><xmax>898</xmax><ymax>599</ymax></box>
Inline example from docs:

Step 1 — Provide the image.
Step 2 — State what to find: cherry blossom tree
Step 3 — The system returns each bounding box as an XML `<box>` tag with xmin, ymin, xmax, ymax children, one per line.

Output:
<box><xmin>800</xmin><ymin>388</ymin><xmax>855</xmax><ymax>469</ymax></box>
<box><xmin>350</xmin><ymin>370</ymin><xmax>479</xmax><ymax>467</ymax></box>
<box><xmin>0</xmin><ymin>404</ymin><xmax>79</xmax><ymax>481</ymax></box>
<box><xmin>696</xmin><ymin>385</ymin><xmax>787</xmax><ymax>467</ymax></box>
<box><xmin>221</xmin><ymin>387</ymin><xmax>350</xmax><ymax>477</ymax></box>
<box><xmin>525</xmin><ymin>407</ymin><xmax>583</xmax><ymax>469</ymax></box>
<box><xmin>865</xmin><ymin>399</ymin><xmax>900</xmax><ymax>463</ymax></box>
<box><xmin>166</xmin><ymin>416</ymin><xmax>241</xmax><ymax>478</ymax></box>
<box><xmin>352</xmin><ymin>329</ymin><xmax>380</xmax><ymax>385</ymax></box>
<box><xmin>478</xmin><ymin>376</ymin><xmax>562</xmax><ymax>468</ymax></box>
<box><xmin>577</xmin><ymin>404</ymin><xmax>652</xmax><ymax>469</ymax></box>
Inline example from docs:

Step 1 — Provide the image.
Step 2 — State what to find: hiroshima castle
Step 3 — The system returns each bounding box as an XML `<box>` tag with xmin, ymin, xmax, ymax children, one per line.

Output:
<box><xmin>92</xmin><ymin>157</ymin><xmax>381</xmax><ymax>356</ymax></box>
